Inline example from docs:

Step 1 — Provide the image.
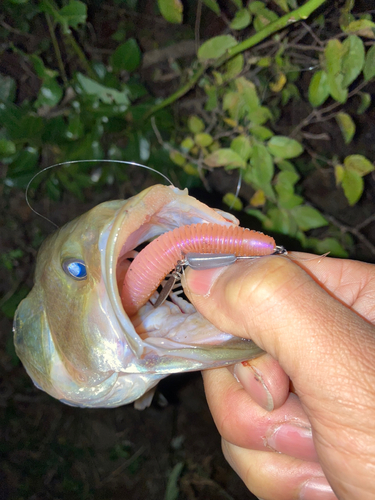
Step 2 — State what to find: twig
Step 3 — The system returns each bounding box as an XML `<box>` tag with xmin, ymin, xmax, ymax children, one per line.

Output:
<box><xmin>45</xmin><ymin>13</ymin><xmax>68</xmax><ymax>85</ymax></box>
<box><xmin>145</xmin><ymin>0</ymin><xmax>327</xmax><ymax>119</ymax></box>
<box><xmin>325</xmin><ymin>213</ymin><xmax>375</xmax><ymax>257</ymax></box>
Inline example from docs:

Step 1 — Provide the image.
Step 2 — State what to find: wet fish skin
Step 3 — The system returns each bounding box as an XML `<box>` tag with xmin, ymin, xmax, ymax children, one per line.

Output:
<box><xmin>13</xmin><ymin>185</ymin><xmax>264</xmax><ymax>408</ymax></box>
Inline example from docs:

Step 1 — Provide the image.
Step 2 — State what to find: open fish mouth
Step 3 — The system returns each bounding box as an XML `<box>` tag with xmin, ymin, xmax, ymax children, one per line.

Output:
<box><xmin>14</xmin><ymin>184</ymin><xmax>265</xmax><ymax>409</ymax></box>
<box><xmin>101</xmin><ymin>185</ymin><xmax>264</xmax><ymax>376</ymax></box>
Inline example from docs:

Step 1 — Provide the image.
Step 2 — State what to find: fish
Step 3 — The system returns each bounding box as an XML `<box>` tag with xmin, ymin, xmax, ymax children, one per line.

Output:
<box><xmin>13</xmin><ymin>184</ymin><xmax>269</xmax><ymax>409</ymax></box>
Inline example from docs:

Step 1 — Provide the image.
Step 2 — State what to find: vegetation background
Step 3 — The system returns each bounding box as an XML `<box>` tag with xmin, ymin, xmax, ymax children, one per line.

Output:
<box><xmin>1</xmin><ymin>0</ymin><xmax>374</xmax><ymax>498</ymax></box>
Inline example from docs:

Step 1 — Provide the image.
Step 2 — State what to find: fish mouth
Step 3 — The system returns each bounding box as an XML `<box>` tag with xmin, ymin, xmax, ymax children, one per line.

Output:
<box><xmin>101</xmin><ymin>185</ymin><xmax>263</xmax><ymax>375</ymax></box>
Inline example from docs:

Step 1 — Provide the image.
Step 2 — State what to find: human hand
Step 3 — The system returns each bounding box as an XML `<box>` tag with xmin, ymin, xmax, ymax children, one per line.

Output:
<box><xmin>183</xmin><ymin>255</ymin><xmax>375</xmax><ymax>500</ymax></box>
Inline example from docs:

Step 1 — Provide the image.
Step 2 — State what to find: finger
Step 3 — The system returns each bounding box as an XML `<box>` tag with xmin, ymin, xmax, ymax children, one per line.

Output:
<box><xmin>184</xmin><ymin>256</ymin><xmax>375</xmax><ymax>497</ymax></box>
<box><xmin>232</xmin><ymin>352</ymin><xmax>290</xmax><ymax>411</ymax></box>
<box><xmin>222</xmin><ymin>440</ymin><xmax>337</xmax><ymax>500</ymax></box>
<box><xmin>288</xmin><ymin>253</ymin><xmax>375</xmax><ymax>321</ymax></box>
<box><xmin>202</xmin><ymin>368</ymin><xmax>318</xmax><ymax>463</ymax></box>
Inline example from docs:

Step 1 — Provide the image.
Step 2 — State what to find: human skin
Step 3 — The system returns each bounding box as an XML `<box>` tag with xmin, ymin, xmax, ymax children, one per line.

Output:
<box><xmin>182</xmin><ymin>254</ymin><xmax>375</xmax><ymax>500</ymax></box>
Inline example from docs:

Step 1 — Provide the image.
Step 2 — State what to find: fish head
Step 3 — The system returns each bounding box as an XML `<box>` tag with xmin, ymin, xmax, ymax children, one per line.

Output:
<box><xmin>14</xmin><ymin>185</ymin><xmax>264</xmax><ymax>408</ymax></box>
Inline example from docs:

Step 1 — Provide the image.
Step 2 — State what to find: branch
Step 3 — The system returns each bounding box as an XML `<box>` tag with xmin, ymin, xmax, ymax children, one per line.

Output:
<box><xmin>145</xmin><ymin>0</ymin><xmax>327</xmax><ymax>119</ymax></box>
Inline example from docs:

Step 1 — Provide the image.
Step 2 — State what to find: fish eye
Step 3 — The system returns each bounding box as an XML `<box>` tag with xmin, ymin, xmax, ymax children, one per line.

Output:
<box><xmin>62</xmin><ymin>258</ymin><xmax>87</xmax><ymax>280</ymax></box>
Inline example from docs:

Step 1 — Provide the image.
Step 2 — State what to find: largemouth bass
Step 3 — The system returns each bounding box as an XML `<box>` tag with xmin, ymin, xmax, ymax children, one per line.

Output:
<box><xmin>14</xmin><ymin>184</ymin><xmax>267</xmax><ymax>409</ymax></box>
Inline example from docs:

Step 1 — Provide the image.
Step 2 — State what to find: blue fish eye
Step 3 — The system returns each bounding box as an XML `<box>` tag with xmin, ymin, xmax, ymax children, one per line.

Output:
<box><xmin>62</xmin><ymin>258</ymin><xmax>87</xmax><ymax>280</ymax></box>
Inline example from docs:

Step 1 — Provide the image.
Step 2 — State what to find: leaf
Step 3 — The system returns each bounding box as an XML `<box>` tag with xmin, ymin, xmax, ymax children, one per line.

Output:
<box><xmin>0</xmin><ymin>75</ymin><xmax>16</xmax><ymax>102</ymax></box>
<box><xmin>269</xmin><ymin>73</ymin><xmax>287</xmax><ymax>93</ymax></box>
<box><xmin>273</xmin><ymin>0</ymin><xmax>289</xmax><ymax>12</ymax></box>
<box><xmin>223</xmin><ymin>192</ymin><xmax>243</xmax><ymax>210</ymax></box>
<box><xmin>195</xmin><ymin>133</ymin><xmax>213</xmax><ymax>147</ymax></box>
<box><xmin>265</xmin><ymin>207</ymin><xmax>297</xmax><ymax>235</ymax></box>
<box><xmin>357</xmin><ymin>92</ymin><xmax>371</xmax><ymax>114</ymax></box>
<box><xmin>158</xmin><ymin>0</ymin><xmax>183</xmax><ymax>24</ymax></box>
<box><xmin>164</xmin><ymin>462</ymin><xmax>184</xmax><ymax>500</ymax></box>
<box><xmin>110</xmin><ymin>39</ymin><xmax>141</xmax><ymax>72</ymax></box>
<box><xmin>341</xmin><ymin>35</ymin><xmax>365</xmax><ymax>87</ymax></box>
<box><xmin>249</xmin><ymin>189</ymin><xmax>266</xmax><ymax>206</ymax></box>
<box><xmin>181</xmin><ymin>137</ymin><xmax>194</xmax><ymax>151</ymax></box>
<box><xmin>230</xmin><ymin>9</ymin><xmax>251</xmax><ymax>30</ymax></box>
<box><xmin>35</xmin><ymin>77</ymin><xmax>63</xmax><ymax>107</ymax></box>
<box><xmin>307</xmin><ymin>238</ymin><xmax>349</xmax><ymax>258</ymax></box>
<box><xmin>204</xmin><ymin>148</ymin><xmax>246</xmax><ymax>169</ymax></box>
<box><xmin>59</xmin><ymin>1</ymin><xmax>87</xmax><ymax>29</ymax></box>
<box><xmin>76</xmin><ymin>73</ymin><xmax>130</xmax><ymax>105</ymax></box>
<box><xmin>341</xmin><ymin>169</ymin><xmax>363</xmax><ymax>205</ymax></box>
<box><xmin>344</xmin><ymin>19</ymin><xmax>375</xmax><ymax>38</ymax></box>
<box><xmin>250</xmin><ymin>125</ymin><xmax>273</xmax><ymax>140</ymax></box>
<box><xmin>344</xmin><ymin>154</ymin><xmax>374</xmax><ymax>176</ymax></box>
<box><xmin>0</xmin><ymin>139</ymin><xmax>16</xmax><ymax>157</ymax></box>
<box><xmin>198</xmin><ymin>35</ymin><xmax>237</xmax><ymax>61</ymax></box>
<box><xmin>202</xmin><ymin>0</ymin><xmax>220</xmax><ymax>15</ymax></box>
<box><xmin>223</xmin><ymin>54</ymin><xmax>244</xmax><ymax>80</ymax></box>
<box><xmin>170</xmin><ymin>150</ymin><xmax>186</xmax><ymax>166</ymax></box>
<box><xmin>275</xmin><ymin>171</ymin><xmax>303</xmax><ymax>209</ymax></box>
<box><xmin>188</xmin><ymin>115</ymin><xmax>205</xmax><ymax>133</ymax></box>
<box><xmin>335</xmin><ymin>112</ymin><xmax>355</xmax><ymax>144</ymax></box>
<box><xmin>250</xmin><ymin>143</ymin><xmax>274</xmax><ymax>185</ymax></box>
<box><xmin>363</xmin><ymin>44</ymin><xmax>375</xmax><ymax>81</ymax></box>
<box><xmin>247</xmin><ymin>106</ymin><xmax>272</xmax><ymax>125</ymax></box>
<box><xmin>290</xmin><ymin>206</ymin><xmax>328</xmax><ymax>231</ymax></box>
<box><xmin>230</xmin><ymin>135</ymin><xmax>252</xmax><ymax>161</ymax></box>
<box><xmin>308</xmin><ymin>70</ymin><xmax>329</xmax><ymax>107</ymax></box>
<box><xmin>248</xmin><ymin>1</ymin><xmax>265</xmax><ymax>14</ymax></box>
<box><xmin>253</xmin><ymin>8</ymin><xmax>278</xmax><ymax>31</ymax></box>
<box><xmin>267</xmin><ymin>136</ymin><xmax>303</xmax><ymax>159</ymax></box>
<box><xmin>324</xmin><ymin>40</ymin><xmax>347</xmax><ymax>103</ymax></box>
<box><xmin>334</xmin><ymin>164</ymin><xmax>345</xmax><ymax>184</ymax></box>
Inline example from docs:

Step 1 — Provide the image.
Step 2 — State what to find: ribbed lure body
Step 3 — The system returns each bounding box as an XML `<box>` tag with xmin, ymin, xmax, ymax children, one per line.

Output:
<box><xmin>121</xmin><ymin>223</ymin><xmax>275</xmax><ymax>315</ymax></box>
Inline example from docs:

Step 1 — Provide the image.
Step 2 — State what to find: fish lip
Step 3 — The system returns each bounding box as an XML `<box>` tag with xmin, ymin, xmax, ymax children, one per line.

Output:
<box><xmin>100</xmin><ymin>185</ymin><xmax>237</xmax><ymax>361</ymax></box>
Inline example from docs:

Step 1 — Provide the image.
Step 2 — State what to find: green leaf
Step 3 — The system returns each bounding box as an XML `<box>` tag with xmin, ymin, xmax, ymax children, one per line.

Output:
<box><xmin>59</xmin><ymin>0</ymin><xmax>87</xmax><ymax>29</ymax></box>
<box><xmin>198</xmin><ymin>35</ymin><xmax>237</xmax><ymax>61</ymax></box>
<box><xmin>247</xmin><ymin>106</ymin><xmax>272</xmax><ymax>125</ymax></box>
<box><xmin>275</xmin><ymin>171</ymin><xmax>302</xmax><ymax>209</ymax></box>
<box><xmin>110</xmin><ymin>38</ymin><xmax>142</xmax><ymax>73</ymax></box>
<box><xmin>170</xmin><ymin>150</ymin><xmax>186</xmax><ymax>166</ymax></box>
<box><xmin>344</xmin><ymin>19</ymin><xmax>375</xmax><ymax>38</ymax></box>
<box><xmin>341</xmin><ymin>169</ymin><xmax>363</xmax><ymax>205</ymax></box>
<box><xmin>158</xmin><ymin>0</ymin><xmax>183</xmax><ymax>23</ymax></box>
<box><xmin>250</xmin><ymin>124</ymin><xmax>273</xmax><ymax>140</ymax></box>
<box><xmin>248</xmin><ymin>1</ymin><xmax>265</xmax><ymax>14</ymax></box>
<box><xmin>223</xmin><ymin>192</ymin><xmax>243</xmax><ymax>211</ymax></box>
<box><xmin>202</xmin><ymin>0</ymin><xmax>220</xmax><ymax>15</ymax></box>
<box><xmin>325</xmin><ymin>40</ymin><xmax>347</xmax><ymax>103</ymax></box>
<box><xmin>230</xmin><ymin>9</ymin><xmax>251</xmax><ymax>30</ymax></box>
<box><xmin>267</xmin><ymin>136</ymin><xmax>303</xmax><ymax>159</ymax></box>
<box><xmin>0</xmin><ymin>139</ymin><xmax>16</xmax><ymax>157</ymax></box>
<box><xmin>76</xmin><ymin>73</ymin><xmax>130</xmax><ymax>105</ymax></box>
<box><xmin>250</xmin><ymin>143</ymin><xmax>274</xmax><ymax>185</ymax></box>
<box><xmin>188</xmin><ymin>115</ymin><xmax>205</xmax><ymax>133</ymax></box>
<box><xmin>4</xmin><ymin>147</ymin><xmax>39</xmax><ymax>188</ymax></box>
<box><xmin>35</xmin><ymin>77</ymin><xmax>63</xmax><ymax>107</ymax></box>
<box><xmin>273</xmin><ymin>0</ymin><xmax>289</xmax><ymax>12</ymax></box>
<box><xmin>230</xmin><ymin>0</ymin><xmax>242</xmax><ymax>8</ymax></box>
<box><xmin>290</xmin><ymin>206</ymin><xmax>328</xmax><ymax>231</ymax></box>
<box><xmin>253</xmin><ymin>8</ymin><xmax>278</xmax><ymax>31</ymax></box>
<box><xmin>195</xmin><ymin>133</ymin><xmax>213</xmax><ymax>147</ymax></box>
<box><xmin>335</xmin><ymin>112</ymin><xmax>355</xmax><ymax>144</ymax></box>
<box><xmin>306</xmin><ymin>238</ymin><xmax>349</xmax><ymax>258</ymax></box>
<box><xmin>230</xmin><ymin>135</ymin><xmax>252</xmax><ymax>161</ymax></box>
<box><xmin>341</xmin><ymin>35</ymin><xmax>365</xmax><ymax>87</ymax></box>
<box><xmin>223</xmin><ymin>54</ymin><xmax>244</xmax><ymax>80</ymax></box>
<box><xmin>164</xmin><ymin>462</ymin><xmax>184</xmax><ymax>500</ymax></box>
<box><xmin>0</xmin><ymin>75</ymin><xmax>16</xmax><ymax>102</ymax></box>
<box><xmin>363</xmin><ymin>44</ymin><xmax>375</xmax><ymax>81</ymax></box>
<box><xmin>204</xmin><ymin>148</ymin><xmax>246</xmax><ymax>169</ymax></box>
<box><xmin>357</xmin><ymin>92</ymin><xmax>371</xmax><ymax>114</ymax></box>
<box><xmin>265</xmin><ymin>207</ymin><xmax>297</xmax><ymax>235</ymax></box>
<box><xmin>344</xmin><ymin>154</ymin><xmax>374</xmax><ymax>176</ymax></box>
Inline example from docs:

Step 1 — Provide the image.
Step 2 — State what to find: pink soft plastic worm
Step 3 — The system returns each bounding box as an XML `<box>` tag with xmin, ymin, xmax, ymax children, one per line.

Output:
<box><xmin>120</xmin><ymin>223</ymin><xmax>275</xmax><ymax>316</ymax></box>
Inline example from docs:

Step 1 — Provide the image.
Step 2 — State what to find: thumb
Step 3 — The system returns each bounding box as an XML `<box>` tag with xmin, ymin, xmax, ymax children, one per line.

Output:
<box><xmin>183</xmin><ymin>256</ymin><xmax>374</xmax><ymax>390</ymax></box>
<box><xmin>183</xmin><ymin>256</ymin><xmax>375</xmax><ymax>497</ymax></box>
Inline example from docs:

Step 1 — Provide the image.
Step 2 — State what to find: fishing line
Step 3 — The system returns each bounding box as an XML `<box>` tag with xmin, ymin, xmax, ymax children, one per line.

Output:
<box><xmin>26</xmin><ymin>159</ymin><xmax>174</xmax><ymax>228</ymax></box>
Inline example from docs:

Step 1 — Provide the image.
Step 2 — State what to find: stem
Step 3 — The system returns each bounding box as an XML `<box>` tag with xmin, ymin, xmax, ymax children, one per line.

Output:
<box><xmin>65</xmin><ymin>33</ymin><xmax>97</xmax><ymax>80</ymax></box>
<box><xmin>145</xmin><ymin>0</ymin><xmax>327</xmax><ymax>118</ymax></box>
<box><xmin>45</xmin><ymin>13</ymin><xmax>68</xmax><ymax>85</ymax></box>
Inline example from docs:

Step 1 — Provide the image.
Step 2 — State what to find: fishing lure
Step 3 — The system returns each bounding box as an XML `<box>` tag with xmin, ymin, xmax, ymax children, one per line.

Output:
<box><xmin>121</xmin><ymin>223</ymin><xmax>286</xmax><ymax>315</ymax></box>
